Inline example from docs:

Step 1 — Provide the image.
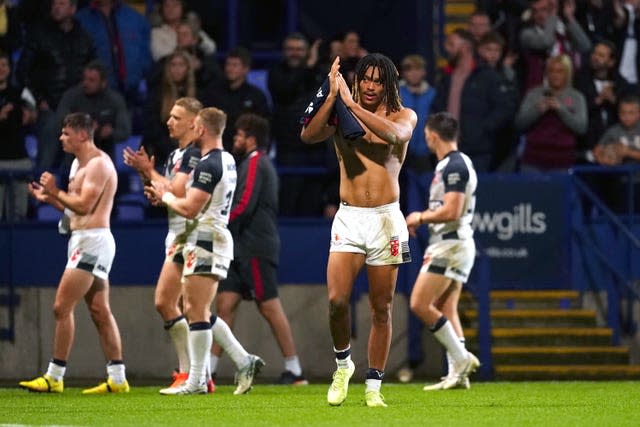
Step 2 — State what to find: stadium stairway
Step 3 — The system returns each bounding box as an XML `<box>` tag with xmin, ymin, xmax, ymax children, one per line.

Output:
<box><xmin>434</xmin><ymin>0</ymin><xmax>476</xmax><ymax>68</ymax></box>
<box><xmin>461</xmin><ymin>290</ymin><xmax>640</xmax><ymax>380</ymax></box>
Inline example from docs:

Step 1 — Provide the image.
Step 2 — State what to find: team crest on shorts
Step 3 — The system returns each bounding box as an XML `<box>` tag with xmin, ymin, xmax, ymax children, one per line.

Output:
<box><xmin>167</xmin><ymin>244</ymin><xmax>176</xmax><ymax>257</ymax></box>
<box><xmin>186</xmin><ymin>251</ymin><xmax>196</xmax><ymax>269</ymax></box>
<box><xmin>389</xmin><ymin>236</ymin><xmax>399</xmax><ymax>257</ymax></box>
<box><xmin>70</xmin><ymin>249</ymin><xmax>81</xmax><ymax>262</ymax></box>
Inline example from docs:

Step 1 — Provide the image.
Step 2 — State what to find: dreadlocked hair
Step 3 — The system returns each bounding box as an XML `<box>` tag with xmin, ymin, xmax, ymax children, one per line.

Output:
<box><xmin>352</xmin><ymin>53</ymin><xmax>402</xmax><ymax>114</ymax></box>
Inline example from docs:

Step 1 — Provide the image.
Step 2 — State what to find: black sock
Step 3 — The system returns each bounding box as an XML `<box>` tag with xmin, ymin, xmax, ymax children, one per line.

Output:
<box><xmin>366</xmin><ymin>368</ymin><xmax>384</xmax><ymax>381</ymax></box>
<box><xmin>51</xmin><ymin>358</ymin><xmax>67</xmax><ymax>367</ymax></box>
<box><xmin>335</xmin><ymin>347</ymin><xmax>351</xmax><ymax>360</ymax></box>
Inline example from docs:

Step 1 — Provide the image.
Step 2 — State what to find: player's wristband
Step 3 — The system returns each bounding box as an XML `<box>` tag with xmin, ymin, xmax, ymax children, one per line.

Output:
<box><xmin>162</xmin><ymin>192</ymin><xmax>177</xmax><ymax>206</ymax></box>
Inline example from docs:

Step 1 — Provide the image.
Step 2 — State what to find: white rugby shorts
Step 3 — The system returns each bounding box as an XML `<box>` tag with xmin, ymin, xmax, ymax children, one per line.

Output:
<box><xmin>66</xmin><ymin>228</ymin><xmax>116</xmax><ymax>280</ymax></box>
<box><xmin>330</xmin><ymin>202</ymin><xmax>411</xmax><ymax>265</ymax></box>
<box><xmin>420</xmin><ymin>239</ymin><xmax>476</xmax><ymax>283</ymax></box>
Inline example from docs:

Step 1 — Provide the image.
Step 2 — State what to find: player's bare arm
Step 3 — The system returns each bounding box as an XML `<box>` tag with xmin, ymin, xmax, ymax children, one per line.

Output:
<box><xmin>300</xmin><ymin>56</ymin><xmax>340</xmax><ymax>143</ymax></box>
<box><xmin>406</xmin><ymin>191</ymin><xmax>466</xmax><ymax>233</ymax></box>
<box><xmin>39</xmin><ymin>157</ymin><xmax>111</xmax><ymax>216</ymax></box>
<box><xmin>337</xmin><ymin>74</ymin><xmax>416</xmax><ymax>145</ymax></box>
<box><xmin>147</xmin><ymin>180</ymin><xmax>210</xmax><ymax>219</ymax></box>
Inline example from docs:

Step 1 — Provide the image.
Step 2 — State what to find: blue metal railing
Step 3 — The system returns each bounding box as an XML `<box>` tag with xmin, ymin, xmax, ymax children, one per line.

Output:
<box><xmin>569</xmin><ymin>165</ymin><xmax>640</xmax><ymax>343</ymax></box>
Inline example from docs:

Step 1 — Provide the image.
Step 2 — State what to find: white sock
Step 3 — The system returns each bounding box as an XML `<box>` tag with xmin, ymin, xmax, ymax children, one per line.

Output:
<box><xmin>284</xmin><ymin>355</ymin><xmax>302</xmax><ymax>376</ymax></box>
<box><xmin>334</xmin><ymin>346</ymin><xmax>352</xmax><ymax>369</ymax></box>
<box><xmin>211</xmin><ymin>317</ymin><xmax>250</xmax><ymax>369</ymax></box>
<box><xmin>365</xmin><ymin>378</ymin><xmax>381</xmax><ymax>392</ymax></box>
<box><xmin>210</xmin><ymin>354</ymin><xmax>219</xmax><ymax>376</ymax></box>
<box><xmin>432</xmin><ymin>320</ymin><xmax>467</xmax><ymax>365</ymax></box>
<box><xmin>188</xmin><ymin>328</ymin><xmax>212</xmax><ymax>388</ymax></box>
<box><xmin>167</xmin><ymin>317</ymin><xmax>190</xmax><ymax>373</ymax></box>
<box><xmin>446</xmin><ymin>339</ymin><xmax>466</xmax><ymax>377</ymax></box>
<box><xmin>107</xmin><ymin>363</ymin><xmax>126</xmax><ymax>384</ymax></box>
<box><xmin>46</xmin><ymin>362</ymin><xmax>66</xmax><ymax>381</ymax></box>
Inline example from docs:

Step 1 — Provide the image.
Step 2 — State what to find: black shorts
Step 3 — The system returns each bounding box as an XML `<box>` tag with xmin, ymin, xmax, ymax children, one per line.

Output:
<box><xmin>218</xmin><ymin>257</ymin><xmax>278</xmax><ymax>302</ymax></box>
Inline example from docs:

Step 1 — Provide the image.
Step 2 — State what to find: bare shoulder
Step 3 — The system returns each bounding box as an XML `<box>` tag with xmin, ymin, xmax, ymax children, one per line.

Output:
<box><xmin>87</xmin><ymin>151</ymin><xmax>116</xmax><ymax>175</ymax></box>
<box><xmin>389</xmin><ymin>107</ymin><xmax>417</xmax><ymax>125</ymax></box>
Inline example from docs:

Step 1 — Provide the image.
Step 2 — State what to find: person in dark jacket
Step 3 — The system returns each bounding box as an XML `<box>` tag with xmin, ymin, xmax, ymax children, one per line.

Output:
<box><xmin>210</xmin><ymin>113</ymin><xmax>308</xmax><ymax>386</ymax></box>
<box><xmin>433</xmin><ymin>28</ymin><xmax>513</xmax><ymax>172</ymax></box>
<box><xmin>268</xmin><ymin>32</ymin><xmax>330</xmax><ymax>216</ymax></box>
<box><xmin>202</xmin><ymin>47</ymin><xmax>270</xmax><ymax>152</ymax></box>
<box><xmin>0</xmin><ymin>51</ymin><xmax>30</xmax><ymax>222</ymax></box>
<box><xmin>56</xmin><ymin>60</ymin><xmax>131</xmax><ymax>161</ymax></box>
<box><xmin>574</xmin><ymin>39</ymin><xmax>630</xmax><ymax>162</ymax></box>
<box><xmin>17</xmin><ymin>0</ymin><xmax>96</xmax><ymax>169</ymax></box>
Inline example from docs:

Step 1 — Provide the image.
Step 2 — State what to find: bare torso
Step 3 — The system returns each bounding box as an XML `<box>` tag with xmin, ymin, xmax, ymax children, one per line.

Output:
<box><xmin>69</xmin><ymin>151</ymin><xmax>117</xmax><ymax>230</ymax></box>
<box><xmin>334</xmin><ymin>109</ymin><xmax>408</xmax><ymax>207</ymax></box>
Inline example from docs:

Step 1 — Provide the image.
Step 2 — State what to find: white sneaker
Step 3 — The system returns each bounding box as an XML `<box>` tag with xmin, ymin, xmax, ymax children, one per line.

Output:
<box><xmin>327</xmin><ymin>360</ymin><xmax>355</xmax><ymax>406</ymax></box>
<box><xmin>423</xmin><ymin>375</ymin><xmax>470</xmax><ymax>391</ymax></box>
<box><xmin>159</xmin><ymin>382</ymin><xmax>207</xmax><ymax>395</ymax></box>
<box><xmin>233</xmin><ymin>354</ymin><xmax>265</xmax><ymax>395</ymax></box>
<box><xmin>438</xmin><ymin>352</ymin><xmax>479</xmax><ymax>390</ymax></box>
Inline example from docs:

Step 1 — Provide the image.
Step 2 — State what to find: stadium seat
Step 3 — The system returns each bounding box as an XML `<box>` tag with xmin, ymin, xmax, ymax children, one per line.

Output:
<box><xmin>116</xmin><ymin>192</ymin><xmax>147</xmax><ymax>221</ymax></box>
<box><xmin>36</xmin><ymin>204</ymin><xmax>62</xmax><ymax>222</ymax></box>
<box><xmin>115</xmin><ymin>135</ymin><xmax>142</xmax><ymax>173</ymax></box>
<box><xmin>25</xmin><ymin>134</ymin><xmax>38</xmax><ymax>161</ymax></box>
<box><xmin>247</xmin><ymin>69</ymin><xmax>272</xmax><ymax>107</ymax></box>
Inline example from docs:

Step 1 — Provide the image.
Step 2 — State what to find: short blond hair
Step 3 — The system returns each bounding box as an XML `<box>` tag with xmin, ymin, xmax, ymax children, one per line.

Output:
<box><xmin>175</xmin><ymin>97</ymin><xmax>202</xmax><ymax>115</ymax></box>
<box><xmin>197</xmin><ymin>107</ymin><xmax>227</xmax><ymax>137</ymax></box>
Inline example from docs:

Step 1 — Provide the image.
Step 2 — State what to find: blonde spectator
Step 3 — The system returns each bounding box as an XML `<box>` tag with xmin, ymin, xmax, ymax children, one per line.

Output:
<box><xmin>515</xmin><ymin>54</ymin><xmax>588</xmax><ymax>172</ymax></box>
<box><xmin>141</xmin><ymin>49</ymin><xmax>197</xmax><ymax>169</ymax></box>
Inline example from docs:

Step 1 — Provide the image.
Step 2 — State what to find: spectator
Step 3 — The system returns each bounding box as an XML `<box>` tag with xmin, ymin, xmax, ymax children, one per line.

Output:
<box><xmin>575</xmin><ymin>0</ymin><xmax>616</xmax><ymax>43</ymax></box>
<box><xmin>56</xmin><ymin>60</ymin><xmax>130</xmax><ymax>161</ymax></box>
<box><xmin>150</xmin><ymin>0</ymin><xmax>216</xmax><ymax>62</ymax></box>
<box><xmin>17</xmin><ymin>0</ymin><xmax>96</xmax><ymax>170</ymax></box>
<box><xmin>141</xmin><ymin>49</ymin><xmax>196</xmax><ymax>169</ymax></box>
<box><xmin>0</xmin><ymin>51</ymin><xmax>30</xmax><ymax>222</ymax></box>
<box><xmin>612</xmin><ymin>0</ymin><xmax>640</xmax><ymax>91</ymax></box>
<box><xmin>76</xmin><ymin>0</ymin><xmax>151</xmax><ymax>102</ymax></box>
<box><xmin>340</xmin><ymin>30</ymin><xmax>368</xmax><ymax>86</ymax></box>
<box><xmin>519</xmin><ymin>0</ymin><xmax>592</xmax><ymax>92</ymax></box>
<box><xmin>434</xmin><ymin>28</ymin><xmax>513</xmax><ymax>172</ymax></box>
<box><xmin>202</xmin><ymin>47</ymin><xmax>270</xmax><ymax>152</ymax></box>
<box><xmin>592</xmin><ymin>94</ymin><xmax>640</xmax><ymax>212</ymax></box>
<box><xmin>175</xmin><ymin>20</ymin><xmax>222</xmax><ymax>90</ymax></box>
<box><xmin>574</xmin><ymin>40</ymin><xmax>629</xmax><ymax>162</ymax></box>
<box><xmin>477</xmin><ymin>31</ymin><xmax>521</xmax><ymax>171</ymax></box>
<box><xmin>515</xmin><ymin>54</ymin><xmax>588</xmax><ymax>172</ymax></box>
<box><xmin>468</xmin><ymin>10</ymin><xmax>492</xmax><ymax>43</ymax></box>
<box><xmin>399</xmin><ymin>54</ymin><xmax>437</xmax><ymax>174</ymax></box>
<box><xmin>477</xmin><ymin>0</ymin><xmax>529</xmax><ymax>55</ymax></box>
<box><xmin>594</xmin><ymin>94</ymin><xmax>640</xmax><ymax>165</ymax></box>
<box><xmin>268</xmin><ymin>32</ymin><xmax>328</xmax><ymax>216</ymax></box>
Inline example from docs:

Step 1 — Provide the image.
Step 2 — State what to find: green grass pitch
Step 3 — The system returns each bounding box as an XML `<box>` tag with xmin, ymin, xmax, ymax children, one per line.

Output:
<box><xmin>1</xmin><ymin>382</ymin><xmax>638</xmax><ymax>426</ymax></box>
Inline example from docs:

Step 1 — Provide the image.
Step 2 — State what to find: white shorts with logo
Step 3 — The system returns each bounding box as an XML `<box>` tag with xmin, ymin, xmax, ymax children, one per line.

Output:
<box><xmin>420</xmin><ymin>239</ymin><xmax>476</xmax><ymax>283</ymax></box>
<box><xmin>66</xmin><ymin>228</ymin><xmax>116</xmax><ymax>281</ymax></box>
<box><xmin>182</xmin><ymin>226</ymin><xmax>233</xmax><ymax>280</ymax></box>
<box><xmin>330</xmin><ymin>202</ymin><xmax>411</xmax><ymax>266</ymax></box>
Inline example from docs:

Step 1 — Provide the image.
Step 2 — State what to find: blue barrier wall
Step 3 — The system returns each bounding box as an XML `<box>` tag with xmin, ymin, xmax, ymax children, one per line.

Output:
<box><xmin>1</xmin><ymin>174</ymin><xmax>635</xmax><ymax>291</ymax></box>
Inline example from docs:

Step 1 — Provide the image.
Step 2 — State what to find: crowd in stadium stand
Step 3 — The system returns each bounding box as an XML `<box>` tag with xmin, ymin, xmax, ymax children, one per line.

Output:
<box><xmin>0</xmin><ymin>0</ymin><xmax>639</xmax><ymax>222</ymax></box>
